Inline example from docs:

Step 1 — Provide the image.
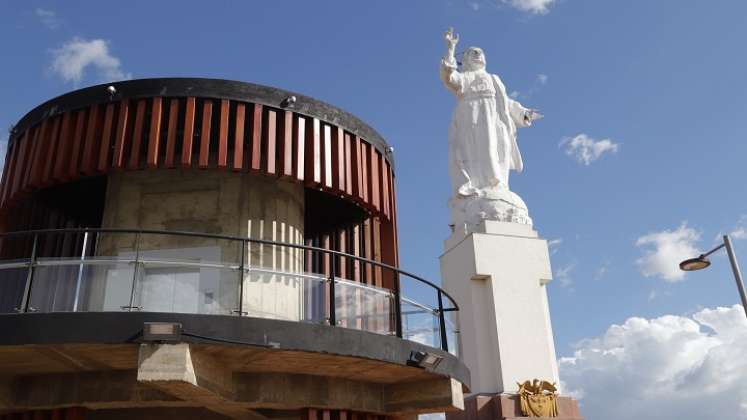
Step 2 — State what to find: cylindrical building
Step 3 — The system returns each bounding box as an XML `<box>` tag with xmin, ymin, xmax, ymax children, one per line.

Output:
<box><xmin>0</xmin><ymin>79</ymin><xmax>467</xmax><ymax>420</ymax></box>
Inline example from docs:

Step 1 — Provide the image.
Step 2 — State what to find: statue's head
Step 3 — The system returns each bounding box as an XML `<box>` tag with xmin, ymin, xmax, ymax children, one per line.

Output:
<box><xmin>462</xmin><ymin>47</ymin><xmax>486</xmax><ymax>71</ymax></box>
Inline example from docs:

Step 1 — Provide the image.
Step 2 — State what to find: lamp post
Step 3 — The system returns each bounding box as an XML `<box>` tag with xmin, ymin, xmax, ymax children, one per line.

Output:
<box><xmin>680</xmin><ymin>234</ymin><xmax>747</xmax><ymax>319</ymax></box>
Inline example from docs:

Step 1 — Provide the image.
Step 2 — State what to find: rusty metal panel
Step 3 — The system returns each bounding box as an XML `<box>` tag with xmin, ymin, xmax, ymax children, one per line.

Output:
<box><xmin>181</xmin><ymin>97</ymin><xmax>196</xmax><ymax>168</ymax></box>
<box><xmin>97</xmin><ymin>103</ymin><xmax>115</xmax><ymax>172</ymax></box>
<box><xmin>146</xmin><ymin>97</ymin><xmax>163</xmax><ymax>169</ymax></box>
<box><xmin>41</xmin><ymin>116</ymin><xmax>62</xmax><ymax>185</ymax></box>
<box><xmin>128</xmin><ymin>100</ymin><xmax>147</xmax><ymax>170</ymax></box>
<box><xmin>198</xmin><ymin>100</ymin><xmax>213</xmax><ymax>169</ymax></box>
<box><xmin>164</xmin><ymin>98</ymin><xmax>179</xmax><ymax>168</ymax></box>
<box><xmin>81</xmin><ymin>105</ymin><xmax>102</xmax><ymax>175</ymax></box>
<box><xmin>250</xmin><ymin>103</ymin><xmax>263</xmax><ymax>172</ymax></box>
<box><xmin>53</xmin><ymin>112</ymin><xmax>74</xmax><ymax>180</ymax></box>
<box><xmin>233</xmin><ymin>102</ymin><xmax>246</xmax><ymax>171</ymax></box>
<box><xmin>112</xmin><ymin>100</ymin><xmax>130</xmax><ymax>170</ymax></box>
<box><xmin>29</xmin><ymin>118</ymin><xmax>52</xmax><ymax>187</ymax></box>
<box><xmin>369</xmin><ymin>147</ymin><xmax>380</xmax><ymax>211</ymax></box>
<box><xmin>218</xmin><ymin>99</ymin><xmax>229</xmax><ymax>169</ymax></box>
<box><xmin>280</xmin><ymin>110</ymin><xmax>293</xmax><ymax>178</ymax></box>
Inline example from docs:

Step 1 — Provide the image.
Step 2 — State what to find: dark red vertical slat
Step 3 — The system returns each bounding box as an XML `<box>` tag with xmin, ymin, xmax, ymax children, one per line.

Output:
<box><xmin>250</xmin><ymin>103</ymin><xmax>263</xmax><ymax>172</ymax></box>
<box><xmin>333</xmin><ymin>126</ymin><xmax>345</xmax><ymax>191</ymax></box>
<box><xmin>322</xmin><ymin>410</ymin><xmax>331</xmax><ymax>420</ymax></box>
<box><xmin>164</xmin><ymin>98</ymin><xmax>179</xmax><ymax>168</ymax></box>
<box><xmin>233</xmin><ymin>103</ymin><xmax>246</xmax><ymax>171</ymax></box>
<box><xmin>146</xmin><ymin>97</ymin><xmax>163</xmax><ymax>168</ymax></box>
<box><xmin>265</xmin><ymin>109</ymin><xmax>277</xmax><ymax>175</ymax></box>
<box><xmin>382</xmin><ymin>159</ymin><xmax>391</xmax><ymax>218</ymax></box>
<box><xmin>10</xmin><ymin>130</ymin><xmax>30</xmax><ymax>198</ymax></box>
<box><xmin>66</xmin><ymin>110</ymin><xmax>88</xmax><ymax>179</ymax></box>
<box><xmin>198</xmin><ymin>100</ymin><xmax>213</xmax><ymax>168</ymax></box>
<box><xmin>53</xmin><ymin>112</ymin><xmax>74</xmax><ymax>180</ymax></box>
<box><xmin>81</xmin><ymin>105</ymin><xmax>102</xmax><ymax>175</ymax></box>
<box><xmin>323</xmin><ymin>124</ymin><xmax>333</xmax><ymax>188</ymax></box>
<box><xmin>41</xmin><ymin>116</ymin><xmax>62</xmax><ymax>185</ymax></box>
<box><xmin>280</xmin><ymin>111</ymin><xmax>293</xmax><ymax>177</ymax></box>
<box><xmin>112</xmin><ymin>100</ymin><xmax>130</xmax><ymax>169</ymax></box>
<box><xmin>21</xmin><ymin>126</ymin><xmax>43</xmax><ymax>192</ymax></box>
<box><xmin>360</xmin><ymin>141</ymin><xmax>369</xmax><ymax>204</ymax></box>
<box><xmin>97</xmin><ymin>103</ymin><xmax>115</xmax><ymax>172</ymax></box>
<box><xmin>344</xmin><ymin>132</ymin><xmax>353</xmax><ymax>195</ymax></box>
<box><xmin>370</xmin><ymin>148</ymin><xmax>380</xmax><ymax>211</ymax></box>
<box><xmin>1</xmin><ymin>140</ymin><xmax>20</xmax><ymax>205</ymax></box>
<box><xmin>29</xmin><ymin>118</ymin><xmax>52</xmax><ymax>187</ymax></box>
<box><xmin>218</xmin><ymin>99</ymin><xmax>229</xmax><ymax>169</ymax></box>
<box><xmin>181</xmin><ymin>97</ymin><xmax>196</xmax><ymax>168</ymax></box>
<box><xmin>294</xmin><ymin>115</ymin><xmax>306</xmax><ymax>181</ymax></box>
<box><xmin>128</xmin><ymin>100</ymin><xmax>147</xmax><ymax>170</ymax></box>
<box><xmin>350</xmin><ymin>135</ymin><xmax>362</xmax><ymax>200</ymax></box>
<box><xmin>307</xmin><ymin>409</ymin><xmax>318</xmax><ymax>420</ymax></box>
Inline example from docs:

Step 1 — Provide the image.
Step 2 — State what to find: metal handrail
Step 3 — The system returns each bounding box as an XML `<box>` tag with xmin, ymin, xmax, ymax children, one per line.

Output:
<box><xmin>0</xmin><ymin>227</ymin><xmax>459</xmax><ymax>353</ymax></box>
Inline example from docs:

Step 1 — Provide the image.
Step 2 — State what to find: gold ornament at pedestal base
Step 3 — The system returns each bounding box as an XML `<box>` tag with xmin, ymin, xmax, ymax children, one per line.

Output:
<box><xmin>518</xmin><ymin>379</ymin><xmax>559</xmax><ymax>417</ymax></box>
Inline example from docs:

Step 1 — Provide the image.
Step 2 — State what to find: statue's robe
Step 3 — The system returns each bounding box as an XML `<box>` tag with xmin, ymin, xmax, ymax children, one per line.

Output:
<box><xmin>440</xmin><ymin>55</ymin><xmax>531</xmax><ymax>198</ymax></box>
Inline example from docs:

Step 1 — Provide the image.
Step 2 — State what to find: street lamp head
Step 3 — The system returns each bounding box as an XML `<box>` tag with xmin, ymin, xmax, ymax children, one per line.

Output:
<box><xmin>679</xmin><ymin>255</ymin><xmax>711</xmax><ymax>271</ymax></box>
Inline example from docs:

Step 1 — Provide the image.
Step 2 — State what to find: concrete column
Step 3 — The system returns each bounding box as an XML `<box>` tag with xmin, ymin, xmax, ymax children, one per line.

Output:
<box><xmin>440</xmin><ymin>220</ymin><xmax>559</xmax><ymax>395</ymax></box>
<box><xmin>91</xmin><ymin>170</ymin><xmax>304</xmax><ymax>320</ymax></box>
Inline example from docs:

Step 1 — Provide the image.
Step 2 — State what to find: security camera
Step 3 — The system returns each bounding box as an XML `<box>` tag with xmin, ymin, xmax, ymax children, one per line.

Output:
<box><xmin>281</xmin><ymin>95</ymin><xmax>296</xmax><ymax>108</ymax></box>
<box><xmin>107</xmin><ymin>85</ymin><xmax>117</xmax><ymax>96</ymax></box>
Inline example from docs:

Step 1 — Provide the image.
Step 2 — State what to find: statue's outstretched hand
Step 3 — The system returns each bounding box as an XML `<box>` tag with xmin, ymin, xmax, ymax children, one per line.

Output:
<box><xmin>525</xmin><ymin>108</ymin><xmax>544</xmax><ymax>123</ymax></box>
<box><xmin>444</xmin><ymin>27</ymin><xmax>459</xmax><ymax>52</ymax></box>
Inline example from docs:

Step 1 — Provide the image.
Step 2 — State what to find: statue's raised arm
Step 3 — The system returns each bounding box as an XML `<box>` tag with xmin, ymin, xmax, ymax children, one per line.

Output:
<box><xmin>440</xmin><ymin>27</ymin><xmax>541</xmax><ymax>231</ymax></box>
<box><xmin>440</xmin><ymin>28</ymin><xmax>463</xmax><ymax>96</ymax></box>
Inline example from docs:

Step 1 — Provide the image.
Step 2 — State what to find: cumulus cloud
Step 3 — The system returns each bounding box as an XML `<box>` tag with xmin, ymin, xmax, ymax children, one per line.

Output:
<box><xmin>35</xmin><ymin>8</ymin><xmax>61</xmax><ymax>29</ymax></box>
<box><xmin>504</xmin><ymin>0</ymin><xmax>555</xmax><ymax>14</ymax></box>
<box><xmin>560</xmin><ymin>305</ymin><xmax>747</xmax><ymax>420</ymax></box>
<box><xmin>636</xmin><ymin>223</ymin><xmax>700</xmax><ymax>282</ymax></box>
<box><xmin>560</xmin><ymin>134</ymin><xmax>619</xmax><ymax>165</ymax></box>
<box><xmin>50</xmin><ymin>37</ymin><xmax>131</xmax><ymax>85</ymax></box>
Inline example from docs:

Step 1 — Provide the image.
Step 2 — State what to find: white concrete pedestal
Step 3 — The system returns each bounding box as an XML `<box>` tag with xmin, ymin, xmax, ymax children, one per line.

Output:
<box><xmin>440</xmin><ymin>220</ymin><xmax>559</xmax><ymax>394</ymax></box>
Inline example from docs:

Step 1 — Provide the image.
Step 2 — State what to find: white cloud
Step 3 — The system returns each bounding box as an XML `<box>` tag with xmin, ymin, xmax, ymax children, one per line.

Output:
<box><xmin>594</xmin><ymin>261</ymin><xmax>609</xmax><ymax>280</ymax></box>
<box><xmin>548</xmin><ymin>238</ymin><xmax>562</xmax><ymax>255</ymax></box>
<box><xmin>537</xmin><ymin>73</ymin><xmax>548</xmax><ymax>84</ymax></box>
<box><xmin>504</xmin><ymin>0</ymin><xmax>555</xmax><ymax>14</ymax></box>
<box><xmin>35</xmin><ymin>8</ymin><xmax>61</xmax><ymax>29</ymax></box>
<box><xmin>0</xmin><ymin>133</ymin><xmax>7</xmax><ymax>174</ymax></box>
<box><xmin>469</xmin><ymin>2</ymin><xmax>481</xmax><ymax>11</ymax></box>
<box><xmin>555</xmin><ymin>262</ymin><xmax>575</xmax><ymax>287</ymax></box>
<box><xmin>636</xmin><ymin>223</ymin><xmax>700</xmax><ymax>282</ymax></box>
<box><xmin>510</xmin><ymin>90</ymin><xmax>520</xmax><ymax>98</ymax></box>
<box><xmin>560</xmin><ymin>134</ymin><xmax>619</xmax><ymax>165</ymax></box>
<box><xmin>730</xmin><ymin>215</ymin><xmax>747</xmax><ymax>240</ymax></box>
<box><xmin>647</xmin><ymin>289</ymin><xmax>657</xmax><ymax>301</ymax></box>
<box><xmin>50</xmin><ymin>37</ymin><xmax>131</xmax><ymax>85</ymax></box>
<box><xmin>560</xmin><ymin>305</ymin><xmax>747</xmax><ymax>420</ymax></box>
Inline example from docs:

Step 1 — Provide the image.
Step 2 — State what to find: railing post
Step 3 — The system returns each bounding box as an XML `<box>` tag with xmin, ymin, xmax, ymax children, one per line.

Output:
<box><xmin>237</xmin><ymin>239</ymin><xmax>246</xmax><ymax>316</ymax></box>
<box><xmin>18</xmin><ymin>234</ymin><xmax>39</xmax><ymax>313</ymax></box>
<box><xmin>126</xmin><ymin>232</ymin><xmax>141</xmax><ymax>312</ymax></box>
<box><xmin>72</xmin><ymin>231</ymin><xmax>89</xmax><ymax>312</ymax></box>
<box><xmin>437</xmin><ymin>290</ymin><xmax>449</xmax><ymax>352</ymax></box>
<box><xmin>328</xmin><ymin>251</ymin><xmax>337</xmax><ymax>326</ymax></box>
<box><xmin>393</xmin><ymin>271</ymin><xmax>403</xmax><ymax>338</ymax></box>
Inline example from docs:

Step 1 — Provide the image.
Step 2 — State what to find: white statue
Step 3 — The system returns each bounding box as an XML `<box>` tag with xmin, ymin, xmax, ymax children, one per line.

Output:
<box><xmin>440</xmin><ymin>28</ymin><xmax>543</xmax><ymax>231</ymax></box>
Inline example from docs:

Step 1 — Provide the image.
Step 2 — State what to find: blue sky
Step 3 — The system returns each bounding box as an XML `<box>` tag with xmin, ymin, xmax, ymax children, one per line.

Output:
<box><xmin>1</xmin><ymin>1</ymin><xmax>747</xmax><ymax>418</ymax></box>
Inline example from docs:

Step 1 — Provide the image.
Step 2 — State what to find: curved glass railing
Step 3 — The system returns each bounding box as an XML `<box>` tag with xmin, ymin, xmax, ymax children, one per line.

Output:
<box><xmin>0</xmin><ymin>228</ymin><xmax>459</xmax><ymax>355</ymax></box>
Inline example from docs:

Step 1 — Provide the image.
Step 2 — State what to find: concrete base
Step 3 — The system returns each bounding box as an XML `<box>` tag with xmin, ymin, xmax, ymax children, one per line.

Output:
<box><xmin>446</xmin><ymin>393</ymin><xmax>583</xmax><ymax>420</ymax></box>
<box><xmin>440</xmin><ymin>220</ymin><xmax>559</xmax><ymax>394</ymax></box>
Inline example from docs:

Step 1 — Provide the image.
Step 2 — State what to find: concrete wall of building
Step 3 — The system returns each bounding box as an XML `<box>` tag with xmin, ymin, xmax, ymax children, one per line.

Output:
<box><xmin>88</xmin><ymin>170</ymin><xmax>305</xmax><ymax>320</ymax></box>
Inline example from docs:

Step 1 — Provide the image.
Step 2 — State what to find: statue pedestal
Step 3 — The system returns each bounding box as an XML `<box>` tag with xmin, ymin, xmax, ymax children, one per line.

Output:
<box><xmin>440</xmin><ymin>220</ymin><xmax>560</xmax><ymax>394</ymax></box>
<box><xmin>446</xmin><ymin>394</ymin><xmax>583</xmax><ymax>420</ymax></box>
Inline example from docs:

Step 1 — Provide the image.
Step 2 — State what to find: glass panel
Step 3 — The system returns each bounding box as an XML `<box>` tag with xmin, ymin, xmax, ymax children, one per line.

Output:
<box><xmin>401</xmin><ymin>297</ymin><xmax>441</xmax><ymax>348</ymax></box>
<box><xmin>444</xmin><ymin>309</ymin><xmax>460</xmax><ymax>356</ymax></box>
<box><xmin>133</xmin><ymin>261</ymin><xmax>239</xmax><ymax>315</ymax></box>
<box><xmin>335</xmin><ymin>278</ymin><xmax>393</xmax><ymax>335</ymax></box>
<box><xmin>0</xmin><ymin>266</ymin><xmax>30</xmax><ymax>313</ymax></box>
<box><xmin>243</xmin><ymin>269</ymin><xmax>325</xmax><ymax>323</ymax></box>
<box><xmin>0</xmin><ymin>234</ymin><xmax>35</xmax><ymax>262</ymax></box>
<box><xmin>29</xmin><ymin>259</ymin><xmax>135</xmax><ymax>312</ymax></box>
